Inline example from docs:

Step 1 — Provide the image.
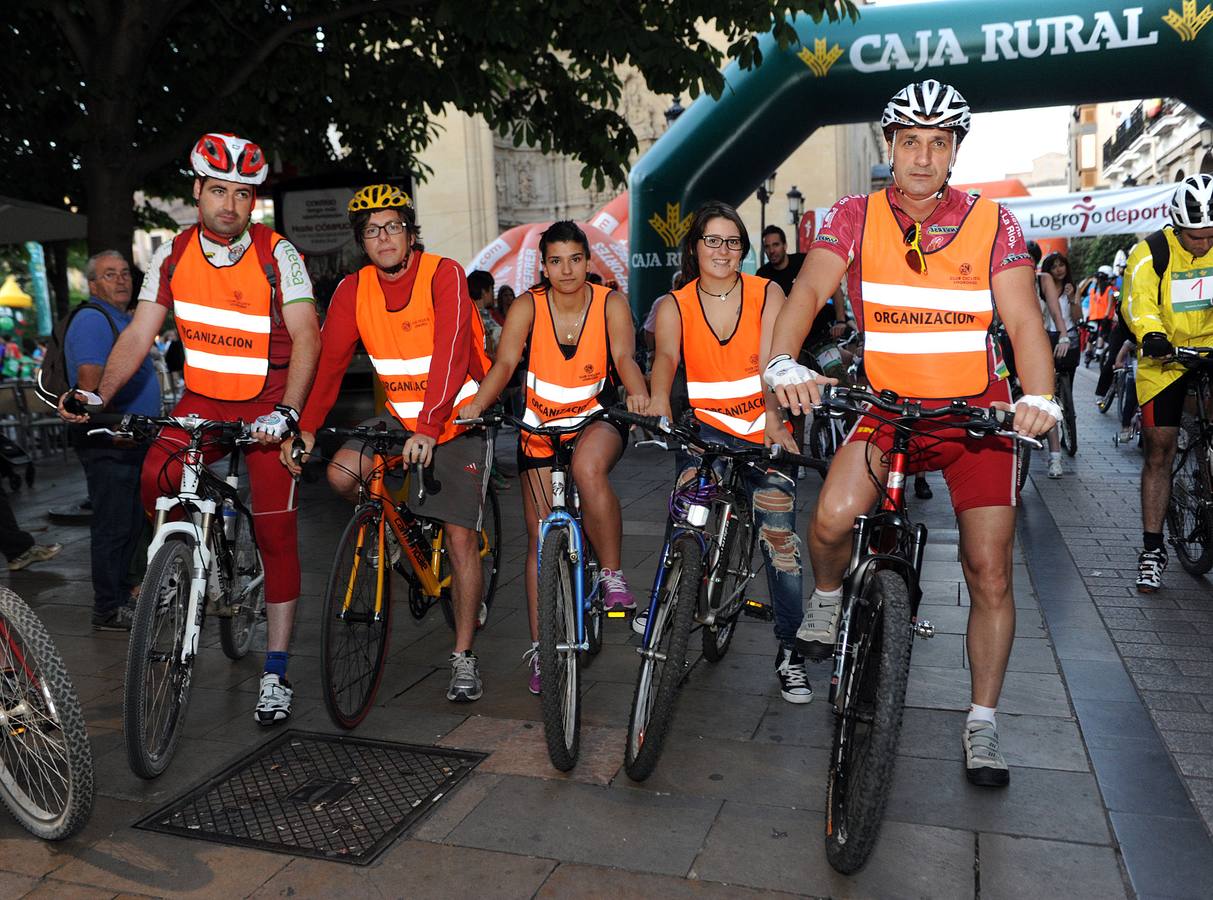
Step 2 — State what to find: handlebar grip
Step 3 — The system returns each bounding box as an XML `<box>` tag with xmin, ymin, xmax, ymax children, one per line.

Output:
<box><xmin>63</xmin><ymin>394</ymin><xmax>87</xmax><ymax>416</ymax></box>
<box><xmin>290</xmin><ymin>437</ymin><xmax>307</xmax><ymax>464</ymax></box>
<box><xmin>609</xmin><ymin>408</ymin><xmax>668</xmax><ymax>433</ymax></box>
<box><xmin>412</xmin><ymin>462</ymin><xmax>426</xmax><ymax>506</ymax></box>
<box><xmin>991</xmin><ymin>406</ymin><xmax>1014</xmax><ymax>429</ymax></box>
<box><xmin>82</xmin><ymin>410</ymin><xmax>133</xmax><ymax>427</ymax></box>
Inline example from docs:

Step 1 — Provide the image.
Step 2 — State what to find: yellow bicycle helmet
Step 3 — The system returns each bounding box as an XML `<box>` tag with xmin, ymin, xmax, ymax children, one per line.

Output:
<box><xmin>348</xmin><ymin>184</ymin><xmax>412</xmax><ymax>215</ymax></box>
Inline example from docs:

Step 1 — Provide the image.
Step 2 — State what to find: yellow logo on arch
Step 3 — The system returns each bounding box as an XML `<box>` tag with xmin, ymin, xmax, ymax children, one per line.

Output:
<box><xmin>798</xmin><ymin>38</ymin><xmax>844</xmax><ymax>78</ymax></box>
<box><xmin>649</xmin><ymin>202</ymin><xmax>693</xmax><ymax>249</ymax></box>
<box><xmin>1164</xmin><ymin>0</ymin><xmax>1213</xmax><ymax>40</ymax></box>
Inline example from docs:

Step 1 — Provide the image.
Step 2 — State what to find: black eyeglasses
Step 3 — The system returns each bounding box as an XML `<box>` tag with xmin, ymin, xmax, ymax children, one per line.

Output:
<box><xmin>701</xmin><ymin>235</ymin><xmax>744</xmax><ymax>251</ymax></box>
<box><xmin>903</xmin><ymin>222</ymin><xmax>927</xmax><ymax>275</ymax></box>
<box><xmin>362</xmin><ymin>221</ymin><xmax>407</xmax><ymax>240</ymax></box>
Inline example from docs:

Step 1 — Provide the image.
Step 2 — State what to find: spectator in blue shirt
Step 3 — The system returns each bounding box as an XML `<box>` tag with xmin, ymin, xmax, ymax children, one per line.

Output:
<box><xmin>66</xmin><ymin>250</ymin><xmax>160</xmax><ymax>631</ymax></box>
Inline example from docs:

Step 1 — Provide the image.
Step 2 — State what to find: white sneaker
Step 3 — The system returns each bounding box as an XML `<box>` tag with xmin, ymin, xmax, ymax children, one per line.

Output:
<box><xmin>1047</xmin><ymin>456</ymin><xmax>1064</xmax><ymax>479</ymax></box>
<box><xmin>254</xmin><ymin>673</ymin><xmax>293</xmax><ymax>725</ymax></box>
<box><xmin>795</xmin><ymin>590</ymin><xmax>841</xmax><ymax>661</ymax></box>
<box><xmin>632</xmin><ymin>607</ymin><xmax>649</xmax><ymax>636</ymax></box>
<box><xmin>1136</xmin><ymin>548</ymin><xmax>1167</xmax><ymax>593</ymax></box>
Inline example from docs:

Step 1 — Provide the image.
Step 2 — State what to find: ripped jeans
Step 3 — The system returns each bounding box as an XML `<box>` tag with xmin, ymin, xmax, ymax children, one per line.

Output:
<box><xmin>675</xmin><ymin>421</ymin><xmax>804</xmax><ymax>647</ymax></box>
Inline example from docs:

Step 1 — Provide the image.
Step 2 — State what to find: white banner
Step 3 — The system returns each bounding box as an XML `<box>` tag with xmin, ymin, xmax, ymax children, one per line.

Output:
<box><xmin>1001</xmin><ymin>182</ymin><xmax>1176</xmax><ymax>240</ymax></box>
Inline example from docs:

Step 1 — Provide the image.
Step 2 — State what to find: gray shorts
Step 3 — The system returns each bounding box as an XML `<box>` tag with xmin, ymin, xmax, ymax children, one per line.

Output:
<box><xmin>343</xmin><ymin>415</ymin><xmax>490</xmax><ymax>531</ymax></box>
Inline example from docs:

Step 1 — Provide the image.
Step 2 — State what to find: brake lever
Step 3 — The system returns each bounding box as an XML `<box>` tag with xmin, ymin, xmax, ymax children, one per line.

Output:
<box><xmin>86</xmin><ymin>427</ymin><xmax>129</xmax><ymax>439</ymax></box>
<box><xmin>635</xmin><ymin>438</ymin><xmax>671</xmax><ymax>451</ymax></box>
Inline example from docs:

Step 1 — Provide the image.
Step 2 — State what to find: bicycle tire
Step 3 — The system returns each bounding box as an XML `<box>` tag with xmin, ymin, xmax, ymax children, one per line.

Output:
<box><xmin>0</xmin><ymin>588</ymin><xmax>94</xmax><ymax>840</ymax></box>
<box><xmin>1167</xmin><ymin>434</ymin><xmax>1213</xmax><ymax>575</ymax></box>
<box><xmin>1056</xmin><ymin>372</ymin><xmax>1078</xmax><ymax>457</ymax></box>
<box><xmin>321</xmin><ymin>505</ymin><xmax>393</xmax><ymax>730</ymax></box>
<box><xmin>624</xmin><ymin>534</ymin><xmax>701</xmax><ymax>782</ymax></box>
<box><xmin>538</xmin><ymin>528</ymin><xmax>580</xmax><ymax>771</ymax></box>
<box><xmin>825</xmin><ymin>569</ymin><xmax>913</xmax><ymax>875</ymax></box>
<box><xmin>219</xmin><ymin>496</ymin><xmax>265</xmax><ymax>660</ymax></box>
<box><xmin>809</xmin><ymin>417</ymin><xmax>835</xmax><ymax>461</ymax></box>
<box><xmin>1098</xmin><ymin>379</ymin><xmax>1116</xmax><ymax>414</ymax></box>
<box><xmin>1016</xmin><ymin>441</ymin><xmax>1032</xmax><ymax>492</ymax></box>
<box><xmin>702</xmin><ymin>497</ymin><xmax>752</xmax><ymax>663</ymax></box>
<box><xmin>124</xmin><ymin>538</ymin><xmax>196</xmax><ymax>779</ymax></box>
<box><xmin>439</xmin><ymin>485</ymin><xmax>501</xmax><ymax>632</ymax></box>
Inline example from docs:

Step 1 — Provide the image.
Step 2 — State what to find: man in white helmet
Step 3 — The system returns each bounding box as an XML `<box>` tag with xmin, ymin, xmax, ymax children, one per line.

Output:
<box><xmin>1124</xmin><ymin>174</ymin><xmax>1213</xmax><ymax>593</ymax></box>
<box><xmin>61</xmin><ymin>132</ymin><xmax>321</xmax><ymax>725</ymax></box>
<box><xmin>764</xmin><ymin>80</ymin><xmax>1057</xmax><ymax>788</ymax></box>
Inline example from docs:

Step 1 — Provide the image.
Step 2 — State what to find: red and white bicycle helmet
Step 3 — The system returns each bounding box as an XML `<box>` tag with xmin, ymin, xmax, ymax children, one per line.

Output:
<box><xmin>1170</xmin><ymin>174</ymin><xmax>1213</xmax><ymax>229</ymax></box>
<box><xmin>190</xmin><ymin>133</ymin><xmax>268</xmax><ymax>186</ymax></box>
<box><xmin>881</xmin><ymin>79</ymin><xmax>972</xmax><ymax>140</ymax></box>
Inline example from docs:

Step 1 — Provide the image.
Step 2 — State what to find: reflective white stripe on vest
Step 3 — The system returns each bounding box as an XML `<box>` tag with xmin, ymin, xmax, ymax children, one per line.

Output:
<box><xmin>388</xmin><ymin>380</ymin><xmax>478</xmax><ymax>422</ymax></box>
<box><xmin>174</xmin><ymin>300</ymin><xmax>272</xmax><ymax>334</ymax></box>
<box><xmin>864</xmin><ymin>331</ymin><xmax>988</xmax><ymax>354</ymax></box>
<box><xmin>859</xmin><ymin>282</ymin><xmax>994</xmax><ymax>313</ymax></box>
<box><xmin>183</xmin><ymin>347</ymin><xmax>269</xmax><ymax>376</ymax></box>
<box><xmin>370</xmin><ymin>355</ymin><xmax>432</xmax><ymax>376</ymax></box>
<box><xmin>523</xmin><ymin>404</ymin><xmax>604</xmax><ymax>431</ymax></box>
<box><xmin>699</xmin><ymin>408</ymin><xmax>766</xmax><ymax>435</ymax></box>
<box><xmin>686</xmin><ymin>374</ymin><xmax>763</xmax><ymax>401</ymax></box>
<box><xmin>526</xmin><ymin>371</ymin><xmax>606</xmax><ymax>404</ymax></box>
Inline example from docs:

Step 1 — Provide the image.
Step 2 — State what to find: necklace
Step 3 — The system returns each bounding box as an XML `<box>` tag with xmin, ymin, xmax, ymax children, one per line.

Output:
<box><xmin>698</xmin><ymin>273</ymin><xmax>741</xmax><ymax>301</ymax></box>
<box><xmin>552</xmin><ymin>287</ymin><xmax>591</xmax><ymax>342</ymax></box>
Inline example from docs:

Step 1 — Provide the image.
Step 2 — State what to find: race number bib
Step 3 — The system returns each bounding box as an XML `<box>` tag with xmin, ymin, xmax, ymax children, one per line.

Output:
<box><xmin>1170</xmin><ymin>267</ymin><xmax>1213</xmax><ymax>313</ymax></box>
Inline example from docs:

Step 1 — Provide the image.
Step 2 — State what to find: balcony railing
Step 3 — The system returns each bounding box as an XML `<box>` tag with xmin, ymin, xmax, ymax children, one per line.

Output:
<box><xmin>1103</xmin><ymin>99</ymin><xmax>1182</xmax><ymax>168</ymax></box>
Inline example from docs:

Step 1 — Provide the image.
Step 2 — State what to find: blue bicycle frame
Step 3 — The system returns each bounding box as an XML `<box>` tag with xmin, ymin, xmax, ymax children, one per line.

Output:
<box><xmin>537</xmin><ymin>468</ymin><xmax>600</xmax><ymax>651</ymax></box>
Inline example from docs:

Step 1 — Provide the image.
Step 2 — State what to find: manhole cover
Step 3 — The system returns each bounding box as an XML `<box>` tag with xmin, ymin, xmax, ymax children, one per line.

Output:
<box><xmin>135</xmin><ymin>730</ymin><xmax>485</xmax><ymax>865</ymax></box>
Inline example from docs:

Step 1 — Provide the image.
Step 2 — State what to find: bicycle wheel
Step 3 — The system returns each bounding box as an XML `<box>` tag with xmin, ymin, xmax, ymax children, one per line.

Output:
<box><xmin>584</xmin><ymin>554</ymin><xmax>604</xmax><ymax>662</ymax></box>
<box><xmin>439</xmin><ymin>485</ymin><xmax>501</xmax><ymax>631</ymax></box>
<box><xmin>625</xmin><ymin>534</ymin><xmax>701</xmax><ymax>782</ymax></box>
<box><xmin>1056</xmin><ymin>373</ymin><xmax>1077</xmax><ymax>457</ymax></box>
<box><xmin>124</xmin><ymin>538</ymin><xmax>196</xmax><ymax>779</ymax></box>
<box><xmin>0</xmin><ymin>589</ymin><xmax>94</xmax><ymax>839</ymax></box>
<box><xmin>321</xmin><ymin>505</ymin><xmax>393</xmax><ymax>730</ymax></box>
<box><xmin>702</xmin><ymin>498</ymin><xmax>752</xmax><ymax>663</ymax></box>
<box><xmin>1166</xmin><ymin>432</ymin><xmax>1213</xmax><ymax>575</ymax></box>
<box><xmin>1016</xmin><ymin>441</ymin><xmax>1032</xmax><ymax>492</ymax></box>
<box><xmin>1097</xmin><ymin>376</ymin><xmax>1117</xmax><ymax>414</ymax></box>
<box><xmin>808</xmin><ymin>417</ymin><xmax>835</xmax><ymax>461</ymax></box>
<box><xmin>219</xmin><ymin>501</ymin><xmax>265</xmax><ymax>660</ymax></box>
<box><xmin>538</xmin><ymin>528</ymin><xmax>581</xmax><ymax>770</ymax></box>
<box><xmin>825</xmin><ymin>569</ymin><xmax>913</xmax><ymax>875</ymax></box>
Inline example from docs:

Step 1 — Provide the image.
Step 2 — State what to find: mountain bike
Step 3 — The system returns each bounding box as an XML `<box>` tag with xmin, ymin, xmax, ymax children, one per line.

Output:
<box><xmin>77</xmin><ymin>410</ymin><xmax>266</xmax><ymax>779</ymax></box>
<box><xmin>1166</xmin><ymin>347</ymin><xmax>1213</xmax><ymax>575</ymax></box>
<box><xmin>812</xmin><ymin>385</ymin><xmax>1040</xmax><ymax>874</ymax></box>
<box><xmin>610</xmin><ymin>409</ymin><xmax>824</xmax><ymax>782</ymax></box>
<box><xmin>0</xmin><ymin>588</ymin><xmax>94</xmax><ymax>839</ymax></box>
<box><xmin>313</xmin><ymin>424</ymin><xmax>500</xmax><ymax>730</ymax></box>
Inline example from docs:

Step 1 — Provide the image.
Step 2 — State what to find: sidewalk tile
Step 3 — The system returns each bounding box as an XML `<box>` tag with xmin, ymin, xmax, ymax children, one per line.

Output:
<box><xmin>978</xmin><ymin>834</ymin><xmax>1127</xmax><ymax>900</ymax></box>
<box><xmin>1109</xmin><ymin>811</ymin><xmax>1213</xmax><ymax>898</ymax></box>
<box><xmin>899</xmin><ymin>708</ymin><xmax>1088</xmax><ymax>773</ymax></box>
<box><xmin>536</xmin><ymin>862</ymin><xmax>802</xmax><ymax>899</ymax></box>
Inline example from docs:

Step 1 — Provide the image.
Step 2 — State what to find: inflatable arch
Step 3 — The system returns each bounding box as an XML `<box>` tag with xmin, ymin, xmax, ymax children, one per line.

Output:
<box><xmin>628</xmin><ymin>0</ymin><xmax>1213</xmax><ymax>313</ymax></box>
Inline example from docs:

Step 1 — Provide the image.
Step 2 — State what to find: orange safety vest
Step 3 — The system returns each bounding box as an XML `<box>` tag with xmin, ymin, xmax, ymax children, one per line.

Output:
<box><xmin>674</xmin><ymin>273</ymin><xmax>768</xmax><ymax>444</ymax></box>
<box><xmin>1088</xmin><ymin>285</ymin><xmax>1116</xmax><ymax>321</ymax></box>
<box><xmin>171</xmin><ymin>228</ymin><xmax>277</xmax><ymax>401</ymax></box>
<box><xmin>521</xmin><ymin>284</ymin><xmax>614</xmax><ymax>456</ymax></box>
<box><xmin>354</xmin><ymin>253</ymin><xmax>484</xmax><ymax>443</ymax></box>
<box><xmin>860</xmin><ymin>191</ymin><xmax>999</xmax><ymax>400</ymax></box>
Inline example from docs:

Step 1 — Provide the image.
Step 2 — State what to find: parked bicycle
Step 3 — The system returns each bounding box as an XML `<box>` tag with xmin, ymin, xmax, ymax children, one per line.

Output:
<box><xmin>0</xmin><ymin>587</ymin><xmax>94</xmax><ymax>839</ymax></box>
<box><xmin>810</xmin><ymin>385</ymin><xmax>1039</xmax><ymax>874</ymax></box>
<box><xmin>1165</xmin><ymin>347</ymin><xmax>1213</xmax><ymax>574</ymax></box>
<box><xmin>609</xmin><ymin>409</ymin><xmax>824</xmax><ymax>782</ymax></box>
<box><xmin>312</xmin><ymin>424</ymin><xmax>501</xmax><ymax>730</ymax></box>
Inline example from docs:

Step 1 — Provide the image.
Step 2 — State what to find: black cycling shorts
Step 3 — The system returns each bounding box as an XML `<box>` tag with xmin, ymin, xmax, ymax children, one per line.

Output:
<box><xmin>1140</xmin><ymin>372</ymin><xmax>1197</xmax><ymax>429</ymax></box>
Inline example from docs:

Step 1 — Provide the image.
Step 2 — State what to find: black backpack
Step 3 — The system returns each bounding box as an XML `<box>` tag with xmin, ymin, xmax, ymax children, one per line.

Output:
<box><xmin>1145</xmin><ymin>229</ymin><xmax>1171</xmax><ymax>286</ymax></box>
<box><xmin>34</xmin><ymin>302</ymin><xmax>119</xmax><ymax>409</ymax></box>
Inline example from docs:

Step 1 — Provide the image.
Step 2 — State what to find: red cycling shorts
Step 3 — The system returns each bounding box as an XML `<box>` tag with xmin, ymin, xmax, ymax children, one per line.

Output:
<box><xmin>140</xmin><ymin>392</ymin><xmax>300</xmax><ymax>604</ymax></box>
<box><xmin>841</xmin><ymin>379</ymin><xmax>1021</xmax><ymax>514</ymax></box>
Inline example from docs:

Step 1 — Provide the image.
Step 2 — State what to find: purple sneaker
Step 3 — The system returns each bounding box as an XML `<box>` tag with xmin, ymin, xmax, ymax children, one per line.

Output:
<box><xmin>524</xmin><ymin>647</ymin><xmax>541</xmax><ymax>695</ymax></box>
<box><xmin>600</xmin><ymin>569</ymin><xmax>635</xmax><ymax>611</ymax></box>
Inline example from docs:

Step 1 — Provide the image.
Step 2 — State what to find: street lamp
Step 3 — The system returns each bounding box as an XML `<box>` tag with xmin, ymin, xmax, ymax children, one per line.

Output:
<box><xmin>664</xmin><ymin>99</ymin><xmax>684</xmax><ymax>131</ymax></box>
<box><xmin>786</xmin><ymin>185</ymin><xmax>804</xmax><ymax>226</ymax></box>
<box><xmin>757</xmin><ymin>173</ymin><xmax>776</xmax><ymax>240</ymax></box>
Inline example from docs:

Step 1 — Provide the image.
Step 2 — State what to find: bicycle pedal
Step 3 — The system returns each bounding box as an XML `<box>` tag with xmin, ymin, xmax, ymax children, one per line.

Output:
<box><xmin>742</xmin><ymin>599</ymin><xmax>774</xmax><ymax>621</ymax></box>
<box><xmin>913</xmin><ymin>619</ymin><xmax>935</xmax><ymax>639</ymax></box>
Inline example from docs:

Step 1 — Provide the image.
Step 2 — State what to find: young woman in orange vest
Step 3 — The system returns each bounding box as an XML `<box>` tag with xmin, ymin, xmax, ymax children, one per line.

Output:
<box><xmin>461</xmin><ymin>221</ymin><xmax>648</xmax><ymax>694</ymax></box>
<box><xmin>646</xmin><ymin>201</ymin><xmax>813</xmax><ymax>704</ymax></box>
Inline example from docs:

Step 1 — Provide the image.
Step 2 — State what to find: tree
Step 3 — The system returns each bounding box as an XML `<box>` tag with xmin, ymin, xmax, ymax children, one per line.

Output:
<box><xmin>1</xmin><ymin>1</ymin><xmax>856</xmax><ymax>256</ymax></box>
<box><xmin>1068</xmin><ymin>234</ymin><xmax>1134</xmax><ymax>281</ymax></box>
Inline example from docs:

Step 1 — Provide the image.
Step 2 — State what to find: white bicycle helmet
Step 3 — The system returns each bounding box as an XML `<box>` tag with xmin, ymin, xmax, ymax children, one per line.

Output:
<box><xmin>190</xmin><ymin>133</ymin><xmax>267</xmax><ymax>186</ymax></box>
<box><xmin>1170</xmin><ymin>174</ymin><xmax>1213</xmax><ymax>229</ymax></box>
<box><xmin>1097</xmin><ymin>265</ymin><xmax>1115</xmax><ymax>278</ymax></box>
<box><xmin>881</xmin><ymin>79</ymin><xmax>972</xmax><ymax>139</ymax></box>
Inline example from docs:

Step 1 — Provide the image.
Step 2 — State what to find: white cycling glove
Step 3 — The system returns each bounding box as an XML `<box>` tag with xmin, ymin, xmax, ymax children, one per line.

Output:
<box><xmin>763</xmin><ymin>354</ymin><xmax>819</xmax><ymax>389</ymax></box>
<box><xmin>70</xmin><ymin>389</ymin><xmax>104</xmax><ymax>408</ymax></box>
<box><xmin>252</xmin><ymin>404</ymin><xmax>300</xmax><ymax>440</ymax></box>
<box><xmin>1014</xmin><ymin>394</ymin><xmax>1062</xmax><ymax>423</ymax></box>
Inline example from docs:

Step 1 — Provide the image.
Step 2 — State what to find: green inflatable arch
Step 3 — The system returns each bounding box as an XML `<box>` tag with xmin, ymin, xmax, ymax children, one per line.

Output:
<box><xmin>628</xmin><ymin>0</ymin><xmax>1213</xmax><ymax>313</ymax></box>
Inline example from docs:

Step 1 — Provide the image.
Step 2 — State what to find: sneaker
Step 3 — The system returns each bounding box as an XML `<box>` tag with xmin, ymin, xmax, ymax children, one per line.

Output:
<box><xmin>796</xmin><ymin>590</ymin><xmax>842</xmax><ymax>661</ymax></box>
<box><xmin>631</xmin><ymin>606</ymin><xmax>649</xmax><ymax>637</ymax></box>
<box><xmin>774</xmin><ymin>646</ymin><xmax>813</xmax><ymax>704</ymax></box>
<box><xmin>92</xmin><ymin>605</ymin><xmax>134</xmax><ymax>632</ymax></box>
<box><xmin>254</xmin><ymin>673</ymin><xmax>293</xmax><ymax>725</ymax></box>
<box><xmin>962</xmin><ymin>720</ymin><xmax>1010</xmax><ymax>787</ymax></box>
<box><xmin>1136</xmin><ymin>548</ymin><xmax>1167</xmax><ymax>593</ymax></box>
<box><xmin>600</xmin><ymin>568</ymin><xmax>635</xmax><ymax>611</ymax></box>
<box><xmin>914</xmin><ymin>477</ymin><xmax>933</xmax><ymax>500</ymax></box>
<box><xmin>8</xmin><ymin>543</ymin><xmax>62</xmax><ymax>572</ymax></box>
<box><xmin>1118</xmin><ymin>428</ymin><xmax>1134</xmax><ymax>444</ymax></box>
<box><xmin>447</xmin><ymin>651</ymin><xmax>483</xmax><ymax>702</ymax></box>
<box><xmin>1048</xmin><ymin>456</ymin><xmax>1064</xmax><ymax>479</ymax></box>
<box><xmin>523</xmin><ymin>647</ymin><xmax>541</xmax><ymax>695</ymax></box>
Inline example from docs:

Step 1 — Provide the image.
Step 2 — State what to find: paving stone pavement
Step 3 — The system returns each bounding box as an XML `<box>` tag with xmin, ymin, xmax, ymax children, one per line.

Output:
<box><xmin>1</xmin><ymin>409</ymin><xmax>1192</xmax><ymax>897</ymax></box>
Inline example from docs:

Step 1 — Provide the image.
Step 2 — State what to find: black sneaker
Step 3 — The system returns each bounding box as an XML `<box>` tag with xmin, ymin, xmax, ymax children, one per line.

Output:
<box><xmin>774</xmin><ymin>645</ymin><xmax>813</xmax><ymax>704</ymax></box>
<box><xmin>92</xmin><ymin>605</ymin><xmax>134</xmax><ymax>632</ymax></box>
<box><xmin>1136</xmin><ymin>548</ymin><xmax>1167</xmax><ymax>593</ymax></box>
<box><xmin>914</xmin><ymin>476</ymin><xmax>933</xmax><ymax>500</ymax></box>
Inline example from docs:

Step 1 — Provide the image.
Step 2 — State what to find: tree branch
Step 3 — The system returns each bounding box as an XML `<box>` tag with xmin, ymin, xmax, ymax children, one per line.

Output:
<box><xmin>48</xmin><ymin>0</ymin><xmax>94</xmax><ymax>72</ymax></box>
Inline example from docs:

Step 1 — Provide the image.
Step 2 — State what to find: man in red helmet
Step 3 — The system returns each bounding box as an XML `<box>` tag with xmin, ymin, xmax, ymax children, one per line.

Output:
<box><xmin>62</xmin><ymin>132</ymin><xmax>320</xmax><ymax>726</ymax></box>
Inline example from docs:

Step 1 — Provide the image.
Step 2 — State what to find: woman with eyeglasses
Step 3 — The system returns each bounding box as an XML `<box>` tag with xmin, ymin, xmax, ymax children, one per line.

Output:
<box><xmin>646</xmin><ymin>200</ymin><xmax>813</xmax><ymax>705</ymax></box>
<box><xmin>461</xmin><ymin>221</ymin><xmax>649</xmax><ymax>695</ymax></box>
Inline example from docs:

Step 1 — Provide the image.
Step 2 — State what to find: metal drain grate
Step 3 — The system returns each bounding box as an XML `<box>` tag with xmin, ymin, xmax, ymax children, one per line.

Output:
<box><xmin>135</xmin><ymin>730</ymin><xmax>485</xmax><ymax>865</ymax></box>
